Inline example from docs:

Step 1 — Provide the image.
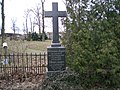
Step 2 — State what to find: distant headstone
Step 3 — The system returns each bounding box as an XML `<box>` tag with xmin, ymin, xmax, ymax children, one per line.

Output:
<box><xmin>45</xmin><ymin>2</ymin><xmax>67</xmax><ymax>71</ymax></box>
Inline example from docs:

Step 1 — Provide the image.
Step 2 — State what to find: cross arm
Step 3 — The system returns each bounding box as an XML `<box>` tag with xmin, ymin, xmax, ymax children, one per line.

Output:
<box><xmin>58</xmin><ymin>11</ymin><xmax>67</xmax><ymax>17</ymax></box>
<box><xmin>45</xmin><ymin>11</ymin><xmax>53</xmax><ymax>17</ymax></box>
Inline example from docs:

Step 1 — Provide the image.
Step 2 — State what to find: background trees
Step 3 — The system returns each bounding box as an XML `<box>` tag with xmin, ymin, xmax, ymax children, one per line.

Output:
<box><xmin>29</xmin><ymin>4</ymin><xmax>41</xmax><ymax>36</ymax></box>
<box><xmin>23</xmin><ymin>3</ymin><xmax>47</xmax><ymax>41</ymax></box>
<box><xmin>63</xmin><ymin>0</ymin><xmax>120</xmax><ymax>88</ymax></box>
<box><xmin>11</xmin><ymin>17</ymin><xmax>19</xmax><ymax>40</ymax></box>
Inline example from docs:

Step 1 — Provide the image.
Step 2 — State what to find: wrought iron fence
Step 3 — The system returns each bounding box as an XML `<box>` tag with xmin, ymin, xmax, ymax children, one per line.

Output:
<box><xmin>0</xmin><ymin>53</ymin><xmax>47</xmax><ymax>76</ymax></box>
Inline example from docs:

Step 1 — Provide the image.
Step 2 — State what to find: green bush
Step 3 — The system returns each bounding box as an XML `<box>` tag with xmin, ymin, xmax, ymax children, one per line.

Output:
<box><xmin>31</xmin><ymin>32</ymin><xmax>48</xmax><ymax>41</ymax></box>
<box><xmin>41</xmin><ymin>70</ymin><xmax>82</xmax><ymax>90</ymax></box>
<box><xmin>31</xmin><ymin>32</ymin><xmax>41</xmax><ymax>41</ymax></box>
<box><xmin>63</xmin><ymin>0</ymin><xmax>120</xmax><ymax>89</ymax></box>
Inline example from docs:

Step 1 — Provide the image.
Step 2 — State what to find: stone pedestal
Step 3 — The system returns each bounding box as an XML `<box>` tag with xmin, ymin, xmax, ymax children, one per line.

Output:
<box><xmin>45</xmin><ymin>71</ymin><xmax>67</xmax><ymax>79</ymax></box>
<box><xmin>47</xmin><ymin>45</ymin><xmax>66</xmax><ymax>71</ymax></box>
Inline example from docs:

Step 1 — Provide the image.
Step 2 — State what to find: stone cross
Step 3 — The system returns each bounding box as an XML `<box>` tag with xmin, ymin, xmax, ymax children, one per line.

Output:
<box><xmin>45</xmin><ymin>2</ymin><xmax>67</xmax><ymax>46</ymax></box>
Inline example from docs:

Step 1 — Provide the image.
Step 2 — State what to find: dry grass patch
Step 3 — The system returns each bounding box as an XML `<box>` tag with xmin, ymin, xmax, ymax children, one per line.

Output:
<box><xmin>3</xmin><ymin>39</ymin><xmax>51</xmax><ymax>54</ymax></box>
<box><xmin>26</xmin><ymin>40</ymin><xmax>51</xmax><ymax>53</ymax></box>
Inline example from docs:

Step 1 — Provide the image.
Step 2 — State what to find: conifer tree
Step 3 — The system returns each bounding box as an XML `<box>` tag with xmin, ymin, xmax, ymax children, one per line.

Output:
<box><xmin>63</xmin><ymin>0</ymin><xmax>120</xmax><ymax>88</ymax></box>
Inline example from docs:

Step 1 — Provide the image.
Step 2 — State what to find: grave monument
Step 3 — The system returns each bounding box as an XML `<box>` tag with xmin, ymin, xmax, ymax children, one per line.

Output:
<box><xmin>45</xmin><ymin>2</ymin><xmax>67</xmax><ymax>71</ymax></box>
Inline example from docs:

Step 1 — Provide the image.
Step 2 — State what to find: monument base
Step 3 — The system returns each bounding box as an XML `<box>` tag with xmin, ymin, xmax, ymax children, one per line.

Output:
<box><xmin>45</xmin><ymin>70</ymin><xmax>67</xmax><ymax>79</ymax></box>
<box><xmin>51</xmin><ymin>43</ymin><xmax>61</xmax><ymax>47</ymax></box>
<box><xmin>47</xmin><ymin>44</ymin><xmax>66</xmax><ymax>71</ymax></box>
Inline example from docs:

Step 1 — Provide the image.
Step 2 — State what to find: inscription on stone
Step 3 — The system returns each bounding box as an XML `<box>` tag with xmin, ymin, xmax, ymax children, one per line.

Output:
<box><xmin>47</xmin><ymin>47</ymin><xmax>65</xmax><ymax>71</ymax></box>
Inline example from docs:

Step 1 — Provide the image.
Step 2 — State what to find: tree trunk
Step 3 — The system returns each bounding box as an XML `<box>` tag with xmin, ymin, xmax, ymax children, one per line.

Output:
<box><xmin>1</xmin><ymin>0</ymin><xmax>5</xmax><ymax>45</ymax></box>
<box><xmin>0</xmin><ymin>0</ymin><xmax>5</xmax><ymax>53</ymax></box>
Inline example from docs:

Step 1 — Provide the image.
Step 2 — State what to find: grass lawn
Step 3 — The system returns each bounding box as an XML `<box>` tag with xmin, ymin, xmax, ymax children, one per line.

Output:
<box><xmin>2</xmin><ymin>39</ymin><xmax>52</xmax><ymax>54</ymax></box>
<box><xmin>25</xmin><ymin>40</ymin><xmax>51</xmax><ymax>53</ymax></box>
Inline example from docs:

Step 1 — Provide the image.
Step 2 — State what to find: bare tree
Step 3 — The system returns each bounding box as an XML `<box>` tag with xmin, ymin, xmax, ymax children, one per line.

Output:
<box><xmin>29</xmin><ymin>16</ymin><xmax>32</xmax><ymax>33</ymax></box>
<box><xmin>1</xmin><ymin>0</ymin><xmax>5</xmax><ymax>46</ymax></box>
<box><xmin>29</xmin><ymin>4</ymin><xmax>41</xmax><ymax>35</ymax></box>
<box><xmin>22</xmin><ymin>23</ymin><xmax>26</xmax><ymax>39</ymax></box>
<box><xmin>32</xmin><ymin>17</ymin><xmax>36</xmax><ymax>33</ymax></box>
<box><xmin>22</xmin><ymin>23</ymin><xmax>25</xmax><ymax>34</ymax></box>
<box><xmin>11</xmin><ymin>17</ymin><xmax>17</xmax><ymax>39</ymax></box>
<box><xmin>24</xmin><ymin>10</ymin><xmax>30</xmax><ymax>35</ymax></box>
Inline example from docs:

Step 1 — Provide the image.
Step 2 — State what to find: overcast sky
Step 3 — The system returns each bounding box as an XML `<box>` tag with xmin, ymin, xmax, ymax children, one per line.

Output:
<box><xmin>0</xmin><ymin>0</ymin><xmax>66</xmax><ymax>34</ymax></box>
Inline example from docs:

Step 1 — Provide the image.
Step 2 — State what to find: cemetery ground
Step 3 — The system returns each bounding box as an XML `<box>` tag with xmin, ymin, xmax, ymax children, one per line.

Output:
<box><xmin>0</xmin><ymin>39</ymin><xmax>117</xmax><ymax>90</ymax></box>
<box><xmin>0</xmin><ymin>39</ymin><xmax>82</xmax><ymax>90</ymax></box>
<box><xmin>4</xmin><ymin>38</ymin><xmax>51</xmax><ymax>53</ymax></box>
<box><xmin>0</xmin><ymin>39</ymin><xmax>51</xmax><ymax>89</ymax></box>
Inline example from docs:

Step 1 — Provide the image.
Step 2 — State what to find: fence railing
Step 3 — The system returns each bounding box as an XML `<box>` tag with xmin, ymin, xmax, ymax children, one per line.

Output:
<box><xmin>0</xmin><ymin>53</ymin><xmax>47</xmax><ymax>76</ymax></box>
